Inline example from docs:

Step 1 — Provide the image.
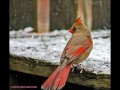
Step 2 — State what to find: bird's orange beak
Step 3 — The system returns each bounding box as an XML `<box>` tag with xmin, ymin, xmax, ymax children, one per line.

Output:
<box><xmin>69</xmin><ymin>29</ymin><xmax>74</xmax><ymax>33</ymax></box>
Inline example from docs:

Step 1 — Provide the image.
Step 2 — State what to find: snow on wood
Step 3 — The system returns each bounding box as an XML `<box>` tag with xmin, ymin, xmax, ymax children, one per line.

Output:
<box><xmin>10</xmin><ymin>29</ymin><xmax>110</xmax><ymax>75</ymax></box>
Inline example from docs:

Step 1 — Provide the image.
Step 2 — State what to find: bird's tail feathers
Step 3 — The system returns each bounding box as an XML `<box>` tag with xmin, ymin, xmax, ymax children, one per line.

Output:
<box><xmin>41</xmin><ymin>62</ymin><xmax>72</xmax><ymax>90</ymax></box>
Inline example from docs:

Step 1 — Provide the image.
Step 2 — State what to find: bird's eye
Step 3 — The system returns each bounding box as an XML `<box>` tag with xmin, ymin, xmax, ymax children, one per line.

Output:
<box><xmin>72</xmin><ymin>27</ymin><xmax>76</xmax><ymax>31</ymax></box>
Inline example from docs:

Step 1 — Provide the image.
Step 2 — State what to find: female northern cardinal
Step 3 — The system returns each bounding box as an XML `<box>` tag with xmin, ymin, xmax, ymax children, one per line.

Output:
<box><xmin>41</xmin><ymin>17</ymin><xmax>93</xmax><ymax>90</ymax></box>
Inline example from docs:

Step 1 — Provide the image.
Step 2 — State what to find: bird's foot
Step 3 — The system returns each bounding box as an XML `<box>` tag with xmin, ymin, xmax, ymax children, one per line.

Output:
<box><xmin>71</xmin><ymin>64</ymin><xmax>84</xmax><ymax>74</ymax></box>
<box><xmin>77</xmin><ymin>64</ymin><xmax>84</xmax><ymax>74</ymax></box>
<box><xmin>72</xmin><ymin>64</ymin><xmax>97</xmax><ymax>79</ymax></box>
<box><xmin>71</xmin><ymin>64</ymin><xmax>93</xmax><ymax>74</ymax></box>
<box><xmin>71</xmin><ymin>64</ymin><xmax>77</xmax><ymax>72</ymax></box>
<box><xmin>78</xmin><ymin>64</ymin><xmax>96</xmax><ymax>74</ymax></box>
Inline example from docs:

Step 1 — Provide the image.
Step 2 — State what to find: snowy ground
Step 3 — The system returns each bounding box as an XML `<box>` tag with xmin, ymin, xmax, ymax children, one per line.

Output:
<box><xmin>10</xmin><ymin>28</ymin><xmax>110</xmax><ymax>75</ymax></box>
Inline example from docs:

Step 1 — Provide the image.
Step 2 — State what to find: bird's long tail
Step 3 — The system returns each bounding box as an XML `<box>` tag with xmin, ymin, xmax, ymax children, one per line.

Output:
<box><xmin>41</xmin><ymin>62</ymin><xmax>72</xmax><ymax>90</ymax></box>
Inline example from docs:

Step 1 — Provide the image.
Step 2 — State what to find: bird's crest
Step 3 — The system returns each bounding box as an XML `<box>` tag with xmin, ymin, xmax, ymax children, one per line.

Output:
<box><xmin>75</xmin><ymin>17</ymin><xmax>83</xmax><ymax>24</ymax></box>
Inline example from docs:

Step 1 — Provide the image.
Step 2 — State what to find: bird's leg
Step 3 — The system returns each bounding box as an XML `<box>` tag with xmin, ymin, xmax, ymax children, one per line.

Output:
<box><xmin>71</xmin><ymin>64</ymin><xmax>86</xmax><ymax>74</ymax></box>
<box><xmin>77</xmin><ymin>64</ymin><xmax>84</xmax><ymax>74</ymax></box>
<box><xmin>71</xmin><ymin>64</ymin><xmax>77</xmax><ymax>72</ymax></box>
<box><xmin>78</xmin><ymin>64</ymin><xmax>95</xmax><ymax>74</ymax></box>
<box><xmin>71</xmin><ymin>64</ymin><xmax>81</xmax><ymax>74</ymax></box>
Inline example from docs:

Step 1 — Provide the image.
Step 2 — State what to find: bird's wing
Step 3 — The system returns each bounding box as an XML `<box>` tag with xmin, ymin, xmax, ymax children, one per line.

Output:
<box><xmin>60</xmin><ymin>36</ymin><xmax>92</xmax><ymax>63</ymax></box>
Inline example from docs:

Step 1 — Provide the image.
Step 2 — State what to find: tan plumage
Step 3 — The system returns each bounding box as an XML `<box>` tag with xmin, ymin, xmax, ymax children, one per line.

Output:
<box><xmin>41</xmin><ymin>17</ymin><xmax>93</xmax><ymax>90</ymax></box>
<box><xmin>60</xmin><ymin>17</ymin><xmax>93</xmax><ymax>64</ymax></box>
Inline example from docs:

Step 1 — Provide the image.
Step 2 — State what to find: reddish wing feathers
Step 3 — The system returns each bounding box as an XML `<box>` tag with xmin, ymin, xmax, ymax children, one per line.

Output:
<box><xmin>70</xmin><ymin>47</ymin><xmax>86</xmax><ymax>58</ymax></box>
<box><xmin>62</xmin><ymin>38</ymin><xmax>91</xmax><ymax>62</ymax></box>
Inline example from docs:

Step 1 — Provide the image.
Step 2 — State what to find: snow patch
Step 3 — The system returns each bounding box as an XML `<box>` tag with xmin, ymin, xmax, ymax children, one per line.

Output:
<box><xmin>10</xmin><ymin>29</ymin><xmax>110</xmax><ymax>75</ymax></box>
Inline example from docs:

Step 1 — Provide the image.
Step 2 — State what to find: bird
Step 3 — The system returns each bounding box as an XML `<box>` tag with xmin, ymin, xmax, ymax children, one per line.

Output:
<box><xmin>41</xmin><ymin>17</ymin><xmax>93</xmax><ymax>90</ymax></box>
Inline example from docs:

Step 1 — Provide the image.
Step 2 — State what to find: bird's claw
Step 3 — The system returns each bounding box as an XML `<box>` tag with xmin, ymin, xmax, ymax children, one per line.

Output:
<box><xmin>71</xmin><ymin>64</ymin><xmax>84</xmax><ymax>74</ymax></box>
<box><xmin>78</xmin><ymin>64</ymin><xmax>84</xmax><ymax>74</ymax></box>
<box><xmin>71</xmin><ymin>64</ymin><xmax>76</xmax><ymax>72</ymax></box>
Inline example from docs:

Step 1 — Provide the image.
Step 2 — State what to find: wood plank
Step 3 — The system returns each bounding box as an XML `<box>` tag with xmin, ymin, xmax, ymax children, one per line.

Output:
<box><xmin>10</xmin><ymin>54</ymin><xmax>110</xmax><ymax>90</ymax></box>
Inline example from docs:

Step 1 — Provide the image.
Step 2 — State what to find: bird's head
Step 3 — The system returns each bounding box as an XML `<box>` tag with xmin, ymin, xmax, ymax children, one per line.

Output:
<box><xmin>69</xmin><ymin>17</ymin><xmax>84</xmax><ymax>34</ymax></box>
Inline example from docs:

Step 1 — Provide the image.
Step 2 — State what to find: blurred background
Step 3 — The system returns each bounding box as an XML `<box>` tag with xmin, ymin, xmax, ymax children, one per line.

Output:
<box><xmin>9</xmin><ymin>0</ymin><xmax>111</xmax><ymax>32</ymax></box>
<box><xmin>9</xmin><ymin>1</ymin><xmax>111</xmax><ymax>89</ymax></box>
